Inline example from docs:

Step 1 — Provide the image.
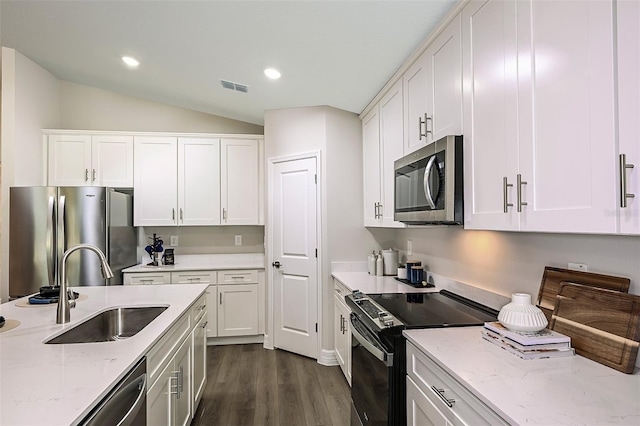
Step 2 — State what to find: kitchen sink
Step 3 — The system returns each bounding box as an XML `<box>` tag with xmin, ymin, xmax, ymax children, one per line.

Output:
<box><xmin>45</xmin><ymin>306</ymin><xmax>168</xmax><ymax>344</ymax></box>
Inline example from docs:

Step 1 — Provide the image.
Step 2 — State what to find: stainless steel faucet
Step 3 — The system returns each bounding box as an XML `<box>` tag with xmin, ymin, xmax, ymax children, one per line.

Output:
<box><xmin>57</xmin><ymin>244</ymin><xmax>114</xmax><ymax>324</ymax></box>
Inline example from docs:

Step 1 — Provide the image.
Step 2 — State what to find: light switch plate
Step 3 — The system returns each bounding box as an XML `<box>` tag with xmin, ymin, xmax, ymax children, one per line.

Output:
<box><xmin>235</xmin><ymin>235</ymin><xmax>242</xmax><ymax>246</ymax></box>
<box><xmin>170</xmin><ymin>235</ymin><xmax>178</xmax><ymax>246</ymax></box>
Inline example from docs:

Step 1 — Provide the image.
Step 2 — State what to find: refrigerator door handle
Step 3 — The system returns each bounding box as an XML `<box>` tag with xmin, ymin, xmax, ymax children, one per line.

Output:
<box><xmin>47</xmin><ymin>196</ymin><xmax>56</xmax><ymax>287</ymax></box>
<box><xmin>58</xmin><ymin>195</ymin><xmax>67</xmax><ymax>260</ymax></box>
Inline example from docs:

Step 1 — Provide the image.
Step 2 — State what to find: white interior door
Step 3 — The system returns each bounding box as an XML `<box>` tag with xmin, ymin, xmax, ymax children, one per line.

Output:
<box><xmin>272</xmin><ymin>156</ymin><xmax>318</xmax><ymax>359</ymax></box>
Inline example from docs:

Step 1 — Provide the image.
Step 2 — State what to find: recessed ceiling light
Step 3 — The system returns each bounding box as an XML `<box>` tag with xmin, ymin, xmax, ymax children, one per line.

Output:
<box><xmin>264</xmin><ymin>68</ymin><xmax>281</xmax><ymax>79</ymax></box>
<box><xmin>122</xmin><ymin>56</ymin><xmax>140</xmax><ymax>68</ymax></box>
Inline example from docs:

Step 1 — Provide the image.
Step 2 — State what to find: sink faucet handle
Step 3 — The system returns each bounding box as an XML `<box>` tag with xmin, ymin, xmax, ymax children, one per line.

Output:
<box><xmin>68</xmin><ymin>289</ymin><xmax>76</xmax><ymax>309</ymax></box>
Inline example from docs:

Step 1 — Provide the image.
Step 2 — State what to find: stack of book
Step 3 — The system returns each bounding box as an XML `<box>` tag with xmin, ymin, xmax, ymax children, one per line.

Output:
<box><xmin>482</xmin><ymin>321</ymin><xmax>575</xmax><ymax>360</ymax></box>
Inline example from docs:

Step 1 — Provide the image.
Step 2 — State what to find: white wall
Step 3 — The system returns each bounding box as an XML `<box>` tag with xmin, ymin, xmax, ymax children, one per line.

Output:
<box><xmin>393</xmin><ymin>227</ymin><xmax>640</xmax><ymax>297</ymax></box>
<box><xmin>1</xmin><ymin>47</ymin><xmax>60</xmax><ymax>302</ymax></box>
<box><xmin>59</xmin><ymin>81</ymin><xmax>264</xmax><ymax>134</ymax></box>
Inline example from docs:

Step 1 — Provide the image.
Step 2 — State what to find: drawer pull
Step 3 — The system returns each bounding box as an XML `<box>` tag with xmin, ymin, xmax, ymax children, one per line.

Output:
<box><xmin>431</xmin><ymin>386</ymin><xmax>455</xmax><ymax>407</ymax></box>
<box><xmin>201</xmin><ymin>321</ymin><xmax>208</xmax><ymax>329</ymax></box>
<box><xmin>141</xmin><ymin>279</ymin><xmax>153</xmax><ymax>283</ymax></box>
<box><xmin>187</xmin><ymin>277</ymin><xmax>201</xmax><ymax>282</ymax></box>
<box><xmin>230</xmin><ymin>276</ymin><xmax>245</xmax><ymax>280</ymax></box>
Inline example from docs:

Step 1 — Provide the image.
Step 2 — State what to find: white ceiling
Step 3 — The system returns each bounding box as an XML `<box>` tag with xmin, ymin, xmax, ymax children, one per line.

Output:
<box><xmin>1</xmin><ymin>0</ymin><xmax>457</xmax><ymax>125</ymax></box>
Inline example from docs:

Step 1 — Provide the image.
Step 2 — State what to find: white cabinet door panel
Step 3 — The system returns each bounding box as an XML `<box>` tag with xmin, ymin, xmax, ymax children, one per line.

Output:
<box><xmin>220</xmin><ymin>139</ymin><xmax>261</xmax><ymax>225</ymax></box>
<box><xmin>617</xmin><ymin>0</ymin><xmax>640</xmax><ymax>235</ymax></box>
<box><xmin>218</xmin><ymin>284</ymin><xmax>258</xmax><ymax>336</ymax></box>
<box><xmin>362</xmin><ymin>109</ymin><xmax>381</xmax><ymax>226</ymax></box>
<box><xmin>379</xmin><ymin>81</ymin><xmax>406</xmax><ymax>228</ymax></box>
<box><xmin>404</xmin><ymin>52</ymin><xmax>430</xmax><ymax>153</ymax></box>
<box><xmin>517</xmin><ymin>0</ymin><xmax>617</xmax><ymax>233</ymax></box>
<box><xmin>462</xmin><ymin>0</ymin><xmax>519</xmax><ymax>231</ymax></box>
<box><xmin>428</xmin><ymin>14</ymin><xmax>462</xmax><ymax>143</ymax></box>
<box><xmin>178</xmin><ymin>138</ymin><xmax>221</xmax><ymax>226</ymax></box>
<box><xmin>48</xmin><ymin>134</ymin><xmax>92</xmax><ymax>186</ymax></box>
<box><xmin>134</xmin><ymin>136</ymin><xmax>178</xmax><ymax>226</ymax></box>
<box><xmin>91</xmin><ymin>135</ymin><xmax>134</xmax><ymax>187</ymax></box>
<box><xmin>407</xmin><ymin>376</ymin><xmax>448</xmax><ymax>426</ymax></box>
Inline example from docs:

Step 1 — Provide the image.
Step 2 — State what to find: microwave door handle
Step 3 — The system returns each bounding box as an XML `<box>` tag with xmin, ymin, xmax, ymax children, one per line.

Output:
<box><xmin>423</xmin><ymin>156</ymin><xmax>437</xmax><ymax>209</ymax></box>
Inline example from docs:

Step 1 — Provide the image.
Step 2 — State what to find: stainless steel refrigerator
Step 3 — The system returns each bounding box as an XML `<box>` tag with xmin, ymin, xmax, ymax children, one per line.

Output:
<box><xmin>9</xmin><ymin>187</ymin><xmax>137</xmax><ymax>298</ymax></box>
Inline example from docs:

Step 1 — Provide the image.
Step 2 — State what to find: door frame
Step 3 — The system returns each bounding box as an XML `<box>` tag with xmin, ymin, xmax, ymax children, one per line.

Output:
<box><xmin>265</xmin><ymin>150</ymin><xmax>322</xmax><ymax>360</ymax></box>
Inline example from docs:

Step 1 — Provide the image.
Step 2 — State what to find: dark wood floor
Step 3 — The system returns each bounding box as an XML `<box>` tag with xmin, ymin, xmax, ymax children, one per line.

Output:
<box><xmin>191</xmin><ymin>344</ymin><xmax>351</xmax><ymax>426</ymax></box>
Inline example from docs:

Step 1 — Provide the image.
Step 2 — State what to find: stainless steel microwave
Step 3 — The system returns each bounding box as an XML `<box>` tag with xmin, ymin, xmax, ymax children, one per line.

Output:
<box><xmin>394</xmin><ymin>135</ymin><xmax>463</xmax><ymax>225</ymax></box>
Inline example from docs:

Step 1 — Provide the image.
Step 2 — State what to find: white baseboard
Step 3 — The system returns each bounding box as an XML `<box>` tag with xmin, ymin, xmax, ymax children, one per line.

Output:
<box><xmin>207</xmin><ymin>335</ymin><xmax>264</xmax><ymax>346</ymax></box>
<box><xmin>319</xmin><ymin>349</ymin><xmax>339</xmax><ymax>366</ymax></box>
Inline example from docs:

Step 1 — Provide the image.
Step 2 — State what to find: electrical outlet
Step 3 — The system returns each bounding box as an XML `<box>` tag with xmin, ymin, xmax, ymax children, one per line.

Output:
<box><xmin>170</xmin><ymin>235</ymin><xmax>178</xmax><ymax>246</ymax></box>
<box><xmin>235</xmin><ymin>235</ymin><xmax>242</xmax><ymax>246</ymax></box>
<box><xmin>407</xmin><ymin>240</ymin><xmax>413</xmax><ymax>256</ymax></box>
<box><xmin>568</xmin><ymin>262</ymin><xmax>588</xmax><ymax>272</ymax></box>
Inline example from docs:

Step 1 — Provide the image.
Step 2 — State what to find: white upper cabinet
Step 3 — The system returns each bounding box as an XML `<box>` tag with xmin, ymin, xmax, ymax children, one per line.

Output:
<box><xmin>462</xmin><ymin>0</ymin><xmax>519</xmax><ymax>231</ymax></box>
<box><xmin>404</xmin><ymin>15</ymin><xmax>462</xmax><ymax>153</ymax></box>
<box><xmin>178</xmin><ymin>138</ymin><xmax>221</xmax><ymax>226</ymax></box>
<box><xmin>362</xmin><ymin>80</ymin><xmax>405</xmax><ymax>228</ymax></box>
<box><xmin>134</xmin><ymin>136</ymin><xmax>179</xmax><ymax>226</ymax></box>
<box><xmin>47</xmin><ymin>133</ymin><xmax>133</xmax><ymax>187</ymax></box>
<box><xmin>220</xmin><ymin>138</ymin><xmax>264</xmax><ymax>225</ymax></box>
<box><xmin>464</xmin><ymin>0</ymin><xmax>618</xmax><ymax>234</ymax></box>
<box><xmin>617</xmin><ymin>0</ymin><xmax>640</xmax><ymax>235</ymax></box>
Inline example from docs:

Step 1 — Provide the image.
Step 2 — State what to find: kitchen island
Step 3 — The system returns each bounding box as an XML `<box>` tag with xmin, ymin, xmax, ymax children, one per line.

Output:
<box><xmin>0</xmin><ymin>284</ymin><xmax>208</xmax><ymax>426</ymax></box>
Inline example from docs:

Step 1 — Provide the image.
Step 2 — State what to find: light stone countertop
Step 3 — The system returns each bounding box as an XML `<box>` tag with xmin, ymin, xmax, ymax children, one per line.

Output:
<box><xmin>404</xmin><ymin>327</ymin><xmax>640</xmax><ymax>425</ymax></box>
<box><xmin>0</xmin><ymin>284</ymin><xmax>208</xmax><ymax>426</ymax></box>
<box><xmin>123</xmin><ymin>253</ymin><xmax>265</xmax><ymax>273</ymax></box>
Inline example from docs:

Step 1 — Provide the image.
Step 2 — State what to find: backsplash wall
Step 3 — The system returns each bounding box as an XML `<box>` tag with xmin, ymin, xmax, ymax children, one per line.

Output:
<box><xmin>137</xmin><ymin>226</ymin><xmax>264</xmax><ymax>263</ymax></box>
<box><xmin>393</xmin><ymin>227</ymin><xmax>640</xmax><ymax>297</ymax></box>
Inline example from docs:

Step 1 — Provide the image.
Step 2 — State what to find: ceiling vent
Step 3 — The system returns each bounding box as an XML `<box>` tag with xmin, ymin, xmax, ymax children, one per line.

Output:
<box><xmin>220</xmin><ymin>79</ymin><xmax>249</xmax><ymax>93</ymax></box>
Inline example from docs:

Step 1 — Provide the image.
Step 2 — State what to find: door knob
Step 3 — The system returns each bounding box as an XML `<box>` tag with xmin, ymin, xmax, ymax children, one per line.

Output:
<box><xmin>272</xmin><ymin>261</ymin><xmax>282</xmax><ymax>268</ymax></box>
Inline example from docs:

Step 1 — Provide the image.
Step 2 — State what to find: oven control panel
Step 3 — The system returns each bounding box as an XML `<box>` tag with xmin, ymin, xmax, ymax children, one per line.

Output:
<box><xmin>350</xmin><ymin>292</ymin><xmax>402</xmax><ymax>329</ymax></box>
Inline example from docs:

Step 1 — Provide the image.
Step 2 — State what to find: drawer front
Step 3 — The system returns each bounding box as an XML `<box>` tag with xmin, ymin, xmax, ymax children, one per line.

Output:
<box><xmin>407</xmin><ymin>343</ymin><xmax>508</xmax><ymax>426</ymax></box>
<box><xmin>333</xmin><ymin>278</ymin><xmax>350</xmax><ymax>301</ymax></box>
<box><xmin>217</xmin><ymin>269</ymin><xmax>258</xmax><ymax>284</ymax></box>
<box><xmin>190</xmin><ymin>293</ymin><xmax>208</xmax><ymax>321</ymax></box>
<box><xmin>171</xmin><ymin>271</ymin><xmax>216</xmax><ymax>285</ymax></box>
<box><xmin>147</xmin><ymin>312</ymin><xmax>190</xmax><ymax>386</ymax></box>
<box><xmin>126</xmin><ymin>272</ymin><xmax>172</xmax><ymax>285</ymax></box>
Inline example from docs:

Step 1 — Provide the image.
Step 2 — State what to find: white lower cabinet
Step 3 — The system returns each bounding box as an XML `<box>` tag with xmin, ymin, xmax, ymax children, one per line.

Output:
<box><xmin>147</xmin><ymin>294</ymin><xmax>206</xmax><ymax>425</ymax></box>
<box><xmin>406</xmin><ymin>342</ymin><xmax>508</xmax><ymax>426</ymax></box>
<box><xmin>218</xmin><ymin>284</ymin><xmax>258</xmax><ymax>336</ymax></box>
<box><xmin>192</xmin><ymin>314</ymin><xmax>207</xmax><ymax>411</ymax></box>
<box><xmin>125</xmin><ymin>269</ymin><xmax>264</xmax><ymax>338</ymax></box>
<box><xmin>333</xmin><ymin>279</ymin><xmax>351</xmax><ymax>385</ymax></box>
<box><xmin>407</xmin><ymin>376</ymin><xmax>448</xmax><ymax>426</ymax></box>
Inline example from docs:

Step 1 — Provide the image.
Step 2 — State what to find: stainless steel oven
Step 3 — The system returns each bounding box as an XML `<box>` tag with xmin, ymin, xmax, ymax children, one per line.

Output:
<box><xmin>346</xmin><ymin>291</ymin><xmax>498</xmax><ymax>426</ymax></box>
<box><xmin>394</xmin><ymin>135</ymin><xmax>463</xmax><ymax>224</ymax></box>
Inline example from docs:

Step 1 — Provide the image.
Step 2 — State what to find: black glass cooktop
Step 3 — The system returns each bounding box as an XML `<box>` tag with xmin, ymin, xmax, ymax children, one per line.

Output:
<box><xmin>368</xmin><ymin>290</ymin><xmax>498</xmax><ymax>328</ymax></box>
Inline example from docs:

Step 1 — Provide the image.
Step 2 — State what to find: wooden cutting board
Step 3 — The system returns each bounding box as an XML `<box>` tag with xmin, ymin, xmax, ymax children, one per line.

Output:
<box><xmin>550</xmin><ymin>283</ymin><xmax>640</xmax><ymax>374</ymax></box>
<box><xmin>536</xmin><ymin>266</ymin><xmax>630</xmax><ymax>321</ymax></box>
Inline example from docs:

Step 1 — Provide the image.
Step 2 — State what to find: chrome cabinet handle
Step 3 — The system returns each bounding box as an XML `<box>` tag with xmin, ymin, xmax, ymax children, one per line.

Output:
<box><xmin>620</xmin><ymin>154</ymin><xmax>635</xmax><ymax>208</ymax></box>
<box><xmin>172</xmin><ymin>208</ymin><xmax>176</xmax><ymax>221</ymax></box>
<box><xmin>342</xmin><ymin>316</ymin><xmax>347</xmax><ymax>335</ymax></box>
<box><xmin>187</xmin><ymin>277</ymin><xmax>201</xmax><ymax>282</ymax></box>
<box><xmin>431</xmin><ymin>386</ymin><xmax>455</xmax><ymax>407</ymax></box>
<box><xmin>503</xmin><ymin>177</ymin><xmax>513</xmax><ymax>213</ymax></box>
<box><xmin>517</xmin><ymin>174</ymin><xmax>528</xmax><ymax>212</ymax></box>
<box><xmin>418</xmin><ymin>114</ymin><xmax>433</xmax><ymax>138</ymax></box>
<box><xmin>170</xmin><ymin>374</ymin><xmax>179</xmax><ymax>397</ymax></box>
<box><xmin>223</xmin><ymin>208</ymin><xmax>227</xmax><ymax>221</ymax></box>
<box><xmin>220</xmin><ymin>293</ymin><xmax>223</xmax><ymax>305</ymax></box>
<box><xmin>423</xmin><ymin>156</ymin><xmax>437</xmax><ymax>209</ymax></box>
<box><xmin>201</xmin><ymin>321</ymin><xmax>208</xmax><ymax>329</ymax></box>
<box><xmin>179</xmin><ymin>208</ymin><xmax>183</xmax><ymax>222</ymax></box>
<box><xmin>374</xmin><ymin>202</ymin><xmax>383</xmax><ymax>219</ymax></box>
<box><xmin>140</xmin><ymin>279</ymin><xmax>153</xmax><ymax>284</ymax></box>
<box><xmin>339</xmin><ymin>314</ymin><xmax>344</xmax><ymax>333</ymax></box>
<box><xmin>85</xmin><ymin>168</ymin><xmax>89</xmax><ymax>182</ymax></box>
<box><xmin>178</xmin><ymin>366</ymin><xmax>184</xmax><ymax>393</ymax></box>
<box><xmin>92</xmin><ymin>169</ymin><xmax>96</xmax><ymax>182</ymax></box>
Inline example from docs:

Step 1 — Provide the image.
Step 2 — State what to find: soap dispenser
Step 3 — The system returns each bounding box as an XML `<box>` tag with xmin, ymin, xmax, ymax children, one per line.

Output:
<box><xmin>376</xmin><ymin>251</ymin><xmax>384</xmax><ymax>276</ymax></box>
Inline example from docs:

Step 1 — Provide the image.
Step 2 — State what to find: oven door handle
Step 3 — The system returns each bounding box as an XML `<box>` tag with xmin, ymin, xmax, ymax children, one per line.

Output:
<box><xmin>350</xmin><ymin>315</ymin><xmax>394</xmax><ymax>367</ymax></box>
